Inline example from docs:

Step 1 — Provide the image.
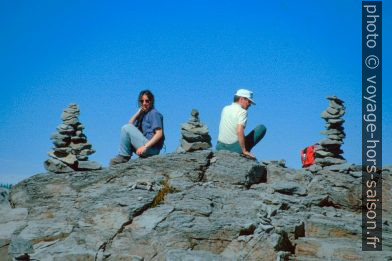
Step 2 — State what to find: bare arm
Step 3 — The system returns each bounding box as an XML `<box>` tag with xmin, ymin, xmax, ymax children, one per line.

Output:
<box><xmin>236</xmin><ymin>124</ymin><xmax>255</xmax><ymax>158</ymax></box>
<box><xmin>145</xmin><ymin>129</ymin><xmax>163</xmax><ymax>148</ymax></box>
<box><xmin>136</xmin><ymin>128</ymin><xmax>163</xmax><ymax>155</ymax></box>
<box><xmin>129</xmin><ymin>109</ymin><xmax>143</xmax><ymax>124</ymax></box>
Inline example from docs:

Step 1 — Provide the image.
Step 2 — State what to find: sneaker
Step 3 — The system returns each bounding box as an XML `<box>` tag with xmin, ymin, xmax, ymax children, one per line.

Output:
<box><xmin>109</xmin><ymin>155</ymin><xmax>131</xmax><ymax>166</ymax></box>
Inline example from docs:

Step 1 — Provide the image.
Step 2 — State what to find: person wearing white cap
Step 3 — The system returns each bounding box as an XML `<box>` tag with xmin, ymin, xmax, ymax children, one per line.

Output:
<box><xmin>216</xmin><ymin>89</ymin><xmax>266</xmax><ymax>159</ymax></box>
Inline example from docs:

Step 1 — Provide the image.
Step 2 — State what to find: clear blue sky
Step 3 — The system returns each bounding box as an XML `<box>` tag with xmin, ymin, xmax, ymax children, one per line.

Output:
<box><xmin>1</xmin><ymin>0</ymin><xmax>391</xmax><ymax>184</ymax></box>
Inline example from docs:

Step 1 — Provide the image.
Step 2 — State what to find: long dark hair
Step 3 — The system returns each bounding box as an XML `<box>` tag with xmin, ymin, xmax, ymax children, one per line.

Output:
<box><xmin>137</xmin><ymin>89</ymin><xmax>155</xmax><ymax>108</ymax></box>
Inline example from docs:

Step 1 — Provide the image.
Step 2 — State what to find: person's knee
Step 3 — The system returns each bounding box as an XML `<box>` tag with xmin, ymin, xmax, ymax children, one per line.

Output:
<box><xmin>121</xmin><ymin>123</ymin><xmax>135</xmax><ymax>134</ymax></box>
<box><xmin>121</xmin><ymin>124</ymin><xmax>129</xmax><ymax>131</ymax></box>
<box><xmin>255</xmin><ymin>124</ymin><xmax>267</xmax><ymax>136</ymax></box>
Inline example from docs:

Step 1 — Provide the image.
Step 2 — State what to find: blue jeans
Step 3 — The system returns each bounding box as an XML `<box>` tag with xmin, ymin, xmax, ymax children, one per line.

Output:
<box><xmin>216</xmin><ymin>124</ymin><xmax>267</xmax><ymax>154</ymax></box>
<box><xmin>119</xmin><ymin>124</ymin><xmax>160</xmax><ymax>157</ymax></box>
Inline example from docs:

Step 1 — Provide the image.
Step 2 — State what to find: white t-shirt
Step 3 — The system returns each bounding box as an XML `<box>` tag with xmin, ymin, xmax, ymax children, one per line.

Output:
<box><xmin>218</xmin><ymin>103</ymin><xmax>247</xmax><ymax>144</ymax></box>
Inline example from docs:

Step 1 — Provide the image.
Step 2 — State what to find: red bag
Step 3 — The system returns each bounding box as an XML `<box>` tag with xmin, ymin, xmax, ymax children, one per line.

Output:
<box><xmin>301</xmin><ymin>145</ymin><xmax>316</xmax><ymax>167</ymax></box>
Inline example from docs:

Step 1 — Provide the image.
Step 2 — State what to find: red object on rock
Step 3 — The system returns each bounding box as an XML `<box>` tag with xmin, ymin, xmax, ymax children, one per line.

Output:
<box><xmin>301</xmin><ymin>145</ymin><xmax>316</xmax><ymax>167</ymax></box>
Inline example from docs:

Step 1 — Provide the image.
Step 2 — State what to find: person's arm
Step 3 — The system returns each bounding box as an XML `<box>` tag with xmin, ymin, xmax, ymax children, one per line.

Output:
<box><xmin>129</xmin><ymin>109</ymin><xmax>143</xmax><ymax>124</ymax></box>
<box><xmin>236</xmin><ymin>124</ymin><xmax>255</xmax><ymax>158</ymax></box>
<box><xmin>136</xmin><ymin>129</ymin><xmax>163</xmax><ymax>155</ymax></box>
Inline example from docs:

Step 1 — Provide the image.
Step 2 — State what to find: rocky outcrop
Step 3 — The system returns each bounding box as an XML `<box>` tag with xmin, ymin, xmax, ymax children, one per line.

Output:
<box><xmin>177</xmin><ymin>109</ymin><xmax>212</xmax><ymax>152</ymax></box>
<box><xmin>1</xmin><ymin>152</ymin><xmax>391</xmax><ymax>260</ymax></box>
<box><xmin>44</xmin><ymin>104</ymin><xmax>102</xmax><ymax>173</ymax></box>
<box><xmin>315</xmin><ymin>96</ymin><xmax>347</xmax><ymax>167</ymax></box>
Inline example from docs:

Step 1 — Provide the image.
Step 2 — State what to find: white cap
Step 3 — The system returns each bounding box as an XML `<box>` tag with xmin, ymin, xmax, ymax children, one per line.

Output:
<box><xmin>235</xmin><ymin>89</ymin><xmax>256</xmax><ymax>105</ymax></box>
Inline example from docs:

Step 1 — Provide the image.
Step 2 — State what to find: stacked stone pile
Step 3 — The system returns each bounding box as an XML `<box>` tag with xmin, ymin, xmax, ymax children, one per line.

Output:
<box><xmin>314</xmin><ymin>96</ymin><xmax>347</xmax><ymax>167</ymax></box>
<box><xmin>44</xmin><ymin>104</ymin><xmax>102</xmax><ymax>173</ymax></box>
<box><xmin>177</xmin><ymin>109</ymin><xmax>212</xmax><ymax>152</ymax></box>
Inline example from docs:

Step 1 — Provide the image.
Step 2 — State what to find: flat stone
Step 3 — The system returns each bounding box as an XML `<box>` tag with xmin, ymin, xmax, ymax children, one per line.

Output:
<box><xmin>307</xmin><ymin>164</ymin><xmax>322</xmax><ymax>173</ymax></box>
<box><xmin>69</xmin><ymin>142</ymin><xmax>92</xmax><ymax>151</ymax></box>
<box><xmin>76</xmin><ymin>124</ymin><xmax>85</xmax><ymax>130</ymax></box>
<box><xmin>315</xmin><ymin>157</ymin><xmax>347</xmax><ymax>166</ymax></box>
<box><xmin>53</xmin><ymin>147</ymin><xmax>72</xmax><ymax>154</ymax></box>
<box><xmin>63</xmin><ymin>117</ymin><xmax>79</xmax><ymax>125</ymax></box>
<box><xmin>76</xmin><ymin>155</ymin><xmax>88</xmax><ymax>160</ymax></box>
<box><xmin>261</xmin><ymin>160</ymin><xmax>286</xmax><ymax>168</ymax></box>
<box><xmin>70</xmin><ymin>136</ymin><xmax>87</xmax><ymax>143</ymax></box>
<box><xmin>74</xmin><ymin>132</ymin><xmax>87</xmax><ymax>138</ymax></box>
<box><xmin>327</xmin><ymin>118</ymin><xmax>345</xmax><ymax>125</ymax></box>
<box><xmin>48</xmin><ymin>152</ymin><xmax>77</xmax><ymax>165</ymax></box>
<box><xmin>319</xmin><ymin>139</ymin><xmax>343</xmax><ymax>146</ymax></box>
<box><xmin>329</xmin><ymin>100</ymin><xmax>345</xmax><ymax>110</ymax></box>
<box><xmin>43</xmin><ymin>158</ymin><xmax>74</xmax><ymax>173</ymax></box>
<box><xmin>315</xmin><ymin>150</ymin><xmax>334</xmax><ymax>157</ymax></box>
<box><xmin>52</xmin><ymin>138</ymin><xmax>69</xmax><ymax>147</ymax></box>
<box><xmin>321</xmin><ymin>111</ymin><xmax>340</xmax><ymax>119</ymax></box>
<box><xmin>63</xmin><ymin>103</ymin><xmax>80</xmax><ymax>113</ymax></box>
<box><xmin>79</xmin><ymin>149</ymin><xmax>95</xmax><ymax>156</ymax></box>
<box><xmin>51</xmin><ymin>149</ymin><xmax>70</xmax><ymax>158</ymax></box>
<box><xmin>76</xmin><ymin>160</ymin><xmax>102</xmax><ymax>170</ymax></box>
<box><xmin>325</xmin><ymin>123</ymin><xmax>344</xmax><ymax>131</ymax></box>
<box><xmin>320</xmin><ymin>129</ymin><xmax>345</xmax><ymax>135</ymax></box>
<box><xmin>181</xmin><ymin>123</ymin><xmax>208</xmax><ymax>134</ymax></box>
<box><xmin>349</xmin><ymin>171</ymin><xmax>362</xmax><ymax>178</ymax></box>
<box><xmin>50</xmin><ymin>132</ymin><xmax>70</xmax><ymax>141</ymax></box>
<box><xmin>180</xmin><ymin>139</ymin><xmax>211</xmax><ymax>152</ymax></box>
<box><xmin>326</xmin><ymin>96</ymin><xmax>344</xmax><ymax>103</ymax></box>
<box><xmin>181</xmin><ymin>129</ymin><xmax>211</xmax><ymax>143</ymax></box>
<box><xmin>326</xmin><ymin>107</ymin><xmax>339</xmax><ymax>115</ymax></box>
<box><xmin>327</xmin><ymin>134</ymin><xmax>345</xmax><ymax>140</ymax></box>
<box><xmin>272</xmin><ymin>181</ymin><xmax>307</xmax><ymax>196</ymax></box>
<box><xmin>323</xmin><ymin>163</ymin><xmax>353</xmax><ymax>173</ymax></box>
<box><xmin>350</xmin><ymin>164</ymin><xmax>365</xmax><ymax>172</ymax></box>
<box><xmin>56</xmin><ymin>124</ymin><xmax>75</xmax><ymax>135</ymax></box>
<box><xmin>327</xmin><ymin>96</ymin><xmax>344</xmax><ymax>104</ymax></box>
<box><xmin>61</xmin><ymin>111</ymin><xmax>78</xmax><ymax>121</ymax></box>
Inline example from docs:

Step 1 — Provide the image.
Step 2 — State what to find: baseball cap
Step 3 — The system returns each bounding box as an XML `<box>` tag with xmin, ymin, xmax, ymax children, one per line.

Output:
<box><xmin>235</xmin><ymin>89</ymin><xmax>256</xmax><ymax>105</ymax></box>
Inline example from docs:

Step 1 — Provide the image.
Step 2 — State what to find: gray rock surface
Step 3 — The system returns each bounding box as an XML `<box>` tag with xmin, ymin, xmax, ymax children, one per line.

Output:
<box><xmin>44</xmin><ymin>103</ymin><xmax>102</xmax><ymax>173</ymax></box>
<box><xmin>177</xmin><ymin>109</ymin><xmax>212</xmax><ymax>152</ymax></box>
<box><xmin>1</xmin><ymin>151</ymin><xmax>391</xmax><ymax>260</ymax></box>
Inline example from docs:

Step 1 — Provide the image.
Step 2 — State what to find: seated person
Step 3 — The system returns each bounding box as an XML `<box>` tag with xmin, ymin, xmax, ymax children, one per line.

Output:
<box><xmin>216</xmin><ymin>89</ymin><xmax>266</xmax><ymax>159</ymax></box>
<box><xmin>110</xmin><ymin>90</ymin><xmax>164</xmax><ymax>165</ymax></box>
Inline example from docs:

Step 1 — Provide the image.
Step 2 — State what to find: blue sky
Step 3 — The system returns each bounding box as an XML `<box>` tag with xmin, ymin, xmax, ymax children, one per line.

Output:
<box><xmin>0</xmin><ymin>0</ymin><xmax>391</xmax><ymax>184</ymax></box>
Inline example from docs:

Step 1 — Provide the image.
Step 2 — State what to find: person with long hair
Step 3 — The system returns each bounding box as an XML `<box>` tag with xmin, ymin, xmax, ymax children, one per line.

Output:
<box><xmin>110</xmin><ymin>90</ymin><xmax>165</xmax><ymax>165</ymax></box>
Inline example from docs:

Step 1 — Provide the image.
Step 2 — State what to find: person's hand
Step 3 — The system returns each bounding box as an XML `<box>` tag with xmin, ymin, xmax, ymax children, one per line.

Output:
<box><xmin>242</xmin><ymin>150</ymin><xmax>256</xmax><ymax>159</ymax></box>
<box><xmin>136</xmin><ymin>145</ymin><xmax>147</xmax><ymax>156</ymax></box>
<box><xmin>129</xmin><ymin>109</ymin><xmax>144</xmax><ymax>124</ymax></box>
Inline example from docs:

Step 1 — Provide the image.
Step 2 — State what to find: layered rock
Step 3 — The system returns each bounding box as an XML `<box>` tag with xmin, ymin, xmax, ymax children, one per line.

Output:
<box><xmin>2</xmin><ymin>152</ymin><xmax>391</xmax><ymax>260</ymax></box>
<box><xmin>177</xmin><ymin>109</ymin><xmax>212</xmax><ymax>152</ymax></box>
<box><xmin>315</xmin><ymin>96</ymin><xmax>347</xmax><ymax>167</ymax></box>
<box><xmin>43</xmin><ymin>104</ymin><xmax>101</xmax><ymax>173</ymax></box>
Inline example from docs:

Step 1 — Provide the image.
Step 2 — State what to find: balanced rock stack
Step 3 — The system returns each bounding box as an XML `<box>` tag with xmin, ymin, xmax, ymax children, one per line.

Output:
<box><xmin>44</xmin><ymin>104</ymin><xmax>102</xmax><ymax>173</ymax></box>
<box><xmin>177</xmin><ymin>109</ymin><xmax>212</xmax><ymax>152</ymax></box>
<box><xmin>314</xmin><ymin>96</ymin><xmax>347</xmax><ymax>167</ymax></box>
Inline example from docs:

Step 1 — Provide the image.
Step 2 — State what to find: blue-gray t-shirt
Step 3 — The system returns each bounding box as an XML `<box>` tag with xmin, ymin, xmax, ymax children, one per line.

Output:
<box><xmin>134</xmin><ymin>108</ymin><xmax>164</xmax><ymax>150</ymax></box>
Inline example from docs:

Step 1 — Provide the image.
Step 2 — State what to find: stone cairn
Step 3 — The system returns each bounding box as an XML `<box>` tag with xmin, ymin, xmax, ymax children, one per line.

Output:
<box><xmin>44</xmin><ymin>104</ymin><xmax>102</xmax><ymax>173</ymax></box>
<box><xmin>314</xmin><ymin>96</ymin><xmax>347</xmax><ymax>167</ymax></box>
<box><xmin>177</xmin><ymin>109</ymin><xmax>212</xmax><ymax>152</ymax></box>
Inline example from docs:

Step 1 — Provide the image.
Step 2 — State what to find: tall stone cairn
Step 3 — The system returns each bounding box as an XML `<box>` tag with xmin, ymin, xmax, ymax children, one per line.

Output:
<box><xmin>177</xmin><ymin>109</ymin><xmax>212</xmax><ymax>152</ymax></box>
<box><xmin>44</xmin><ymin>104</ymin><xmax>102</xmax><ymax>173</ymax></box>
<box><xmin>314</xmin><ymin>96</ymin><xmax>347</xmax><ymax>167</ymax></box>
